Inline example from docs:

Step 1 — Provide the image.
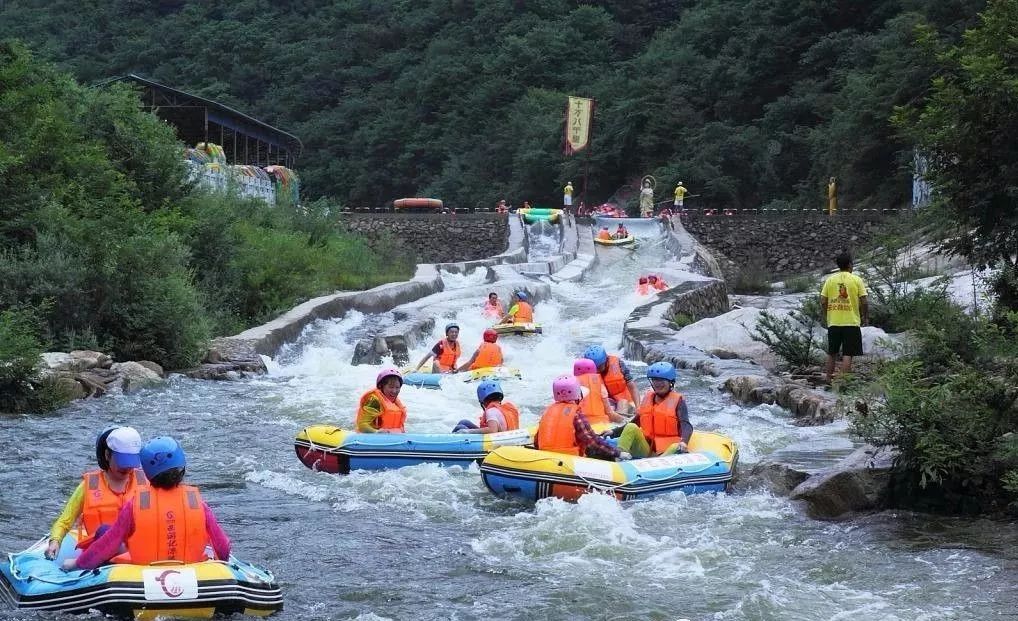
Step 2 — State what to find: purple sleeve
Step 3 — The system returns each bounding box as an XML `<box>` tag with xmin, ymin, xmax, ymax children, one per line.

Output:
<box><xmin>75</xmin><ymin>503</ymin><xmax>134</xmax><ymax>570</ymax></box>
<box><xmin>204</xmin><ymin>502</ymin><xmax>231</xmax><ymax>560</ymax></box>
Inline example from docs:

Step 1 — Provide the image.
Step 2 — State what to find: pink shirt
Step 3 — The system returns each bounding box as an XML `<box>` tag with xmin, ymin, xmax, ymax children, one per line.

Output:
<box><xmin>75</xmin><ymin>499</ymin><xmax>231</xmax><ymax>570</ymax></box>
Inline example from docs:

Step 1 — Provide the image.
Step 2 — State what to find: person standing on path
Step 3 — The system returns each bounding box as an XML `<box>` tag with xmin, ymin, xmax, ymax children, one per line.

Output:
<box><xmin>563</xmin><ymin>182</ymin><xmax>574</xmax><ymax>212</ymax></box>
<box><xmin>827</xmin><ymin>177</ymin><xmax>838</xmax><ymax>215</ymax></box>
<box><xmin>820</xmin><ymin>251</ymin><xmax>868</xmax><ymax>382</ymax></box>
<box><xmin>673</xmin><ymin>182</ymin><xmax>687</xmax><ymax>210</ymax></box>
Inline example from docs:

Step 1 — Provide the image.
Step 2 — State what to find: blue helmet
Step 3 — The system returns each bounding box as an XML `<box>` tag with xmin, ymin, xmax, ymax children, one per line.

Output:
<box><xmin>515</xmin><ymin>291</ymin><xmax>528</xmax><ymax>302</ymax></box>
<box><xmin>445</xmin><ymin>323</ymin><xmax>459</xmax><ymax>334</ymax></box>
<box><xmin>583</xmin><ymin>345</ymin><xmax>608</xmax><ymax>368</ymax></box>
<box><xmin>140</xmin><ymin>437</ymin><xmax>186</xmax><ymax>480</ymax></box>
<box><xmin>476</xmin><ymin>380</ymin><xmax>504</xmax><ymax>404</ymax></box>
<box><xmin>647</xmin><ymin>362</ymin><xmax>677</xmax><ymax>383</ymax></box>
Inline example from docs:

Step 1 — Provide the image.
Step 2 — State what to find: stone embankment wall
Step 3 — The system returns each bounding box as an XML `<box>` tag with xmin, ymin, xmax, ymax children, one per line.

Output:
<box><xmin>680</xmin><ymin>212</ymin><xmax>906</xmax><ymax>275</ymax></box>
<box><xmin>667</xmin><ymin>279</ymin><xmax>729</xmax><ymax>322</ymax></box>
<box><xmin>341</xmin><ymin>213</ymin><xmax>508</xmax><ymax>263</ymax></box>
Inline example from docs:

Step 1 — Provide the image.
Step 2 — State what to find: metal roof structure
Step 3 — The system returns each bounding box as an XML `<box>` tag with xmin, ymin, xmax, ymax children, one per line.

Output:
<box><xmin>100</xmin><ymin>74</ymin><xmax>302</xmax><ymax>167</ymax></box>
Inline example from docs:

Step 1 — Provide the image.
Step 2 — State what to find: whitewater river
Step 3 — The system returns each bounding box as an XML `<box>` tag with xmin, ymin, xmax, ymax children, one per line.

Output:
<box><xmin>1</xmin><ymin>227</ymin><xmax>1016</xmax><ymax>621</ymax></box>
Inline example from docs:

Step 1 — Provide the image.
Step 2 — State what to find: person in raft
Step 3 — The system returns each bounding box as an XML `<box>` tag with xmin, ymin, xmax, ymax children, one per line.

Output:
<box><xmin>356</xmin><ymin>368</ymin><xmax>407</xmax><ymax>434</ymax></box>
<box><xmin>534</xmin><ymin>375</ymin><xmax>632</xmax><ymax>460</ymax></box>
<box><xmin>482</xmin><ymin>292</ymin><xmax>505</xmax><ymax>318</ymax></box>
<box><xmin>636</xmin><ymin>276</ymin><xmax>652</xmax><ymax>295</ymax></box>
<box><xmin>413</xmin><ymin>323</ymin><xmax>461</xmax><ymax>373</ymax></box>
<box><xmin>597</xmin><ymin>226</ymin><xmax>612</xmax><ymax>241</ymax></box>
<box><xmin>45</xmin><ymin>426</ymin><xmax>147</xmax><ymax>560</ymax></box>
<box><xmin>613</xmin><ymin>223</ymin><xmax>629</xmax><ymax>239</ymax></box>
<box><xmin>452</xmin><ymin>380</ymin><xmax>521</xmax><ymax>434</ymax></box>
<box><xmin>582</xmin><ymin>345</ymin><xmax>640</xmax><ymax>416</ymax></box>
<box><xmin>606</xmin><ymin>362</ymin><xmax>690</xmax><ymax>457</ymax></box>
<box><xmin>61</xmin><ymin>437</ymin><xmax>231</xmax><ymax>571</ymax></box>
<box><xmin>500</xmin><ymin>291</ymin><xmax>534</xmax><ymax>325</ymax></box>
<box><xmin>457</xmin><ymin>328</ymin><xmax>503</xmax><ymax>372</ymax></box>
<box><xmin>648</xmin><ymin>274</ymin><xmax>668</xmax><ymax>291</ymax></box>
<box><xmin>573</xmin><ymin>358</ymin><xmax>628</xmax><ymax>424</ymax></box>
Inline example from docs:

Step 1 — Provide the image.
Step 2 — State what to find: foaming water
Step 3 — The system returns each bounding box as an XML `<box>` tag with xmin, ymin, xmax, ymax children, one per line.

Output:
<box><xmin>1</xmin><ymin>227</ymin><xmax>1015</xmax><ymax>621</ymax></box>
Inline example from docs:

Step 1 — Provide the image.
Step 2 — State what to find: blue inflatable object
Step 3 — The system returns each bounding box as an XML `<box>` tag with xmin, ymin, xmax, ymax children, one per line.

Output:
<box><xmin>402</xmin><ymin>372</ymin><xmax>443</xmax><ymax>389</ymax></box>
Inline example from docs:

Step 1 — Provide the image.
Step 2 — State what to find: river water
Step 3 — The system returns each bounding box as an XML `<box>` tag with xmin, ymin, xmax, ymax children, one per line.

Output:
<box><xmin>1</xmin><ymin>226</ymin><xmax>1016</xmax><ymax>621</ymax></box>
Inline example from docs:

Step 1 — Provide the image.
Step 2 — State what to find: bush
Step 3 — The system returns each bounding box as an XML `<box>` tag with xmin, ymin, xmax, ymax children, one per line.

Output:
<box><xmin>670</xmin><ymin>312</ymin><xmax>694</xmax><ymax>329</ymax></box>
<box><xmin>783</xmin><ymin>274</ymin><xmax>815</xmax><ymax>293</ymax></box>
<box><xmin>0</xmin><ymin>307</ymin><xmax>73</xmax><ymax>412</ymax></box>
<box><xmin>730</xmin><ymin>260</ymin><xmax>773</xmax><ymax>295</ymax></box>
<box><xmin>750</xmin><ymin>300</ymin><xmax>823</xmax><ymax>371</ymax></box>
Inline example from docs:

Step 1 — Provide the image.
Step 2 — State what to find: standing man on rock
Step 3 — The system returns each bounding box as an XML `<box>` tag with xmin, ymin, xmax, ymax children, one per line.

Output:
<box><xmin>820</xmin><ymin>251</ymin><xmax>868</xmax><ymax>383</ymax></box>
<box><xmin>563</xmin><ymin>181</ymin><xmax>574</xmax><ymax>213</ymax></box>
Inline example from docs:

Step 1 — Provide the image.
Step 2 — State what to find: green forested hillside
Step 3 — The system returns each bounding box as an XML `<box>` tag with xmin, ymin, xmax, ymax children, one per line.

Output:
<box><xmin>0</xmin><ymin>0</ymin><xmax>986</xmax><ymax>210</ymax></box>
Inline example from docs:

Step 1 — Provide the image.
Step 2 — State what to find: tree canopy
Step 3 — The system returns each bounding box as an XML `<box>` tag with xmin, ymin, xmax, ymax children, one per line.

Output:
<box><xmin>0</xmin><ymin>0</ymin><xmax>987</xmax><ymax>210</ymax></box>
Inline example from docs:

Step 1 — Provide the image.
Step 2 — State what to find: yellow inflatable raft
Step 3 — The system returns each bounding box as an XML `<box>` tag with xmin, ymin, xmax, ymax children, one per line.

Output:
<box><xmin>593</xmin><ymin>235</ymin><xmax>636</xmax><ymax>246</ymax></box>
<box><xmin>491</xmin><ymin>322</ymin><xmax>543</xmax><ymax>335</ymax></box>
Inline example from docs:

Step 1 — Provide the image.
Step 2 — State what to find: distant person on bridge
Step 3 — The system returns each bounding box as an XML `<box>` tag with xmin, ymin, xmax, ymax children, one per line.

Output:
<box><xmin>613</xmin><ymin>223</ymin><xmax>629</xmax><ymax>239</ymax></box>
<box><xmin>820</xmin><ymin>251</ymin><xmax>868</xmax><ymax>383</ymax></box>
<box><xmin>413</xmin><ymin>323</ymin><xmax>462</xmax><ymax>373</ymax></box>
<box><xmin>482</xmin><ymin>292</ymin><xmax>505</xmax><ymax>318</ymax></box>
<box><xmin>501</xmin><ymin>291</ymin><xmax>534</xmax><ymax>324</ymax></box>
<box><xmin>534</xmin><ymin>376</ymin><xmax>631</xmax><ymax>461</ymax></box>
<box><xmin>356</xmin><ymin>368</ymin><xmax>409</xmax><ymax>433</ymax></box>
<box><xmin>582</xmin><ymin>345</ymin><xmax>640</xmax><ymax>415</ymax></box>
<box><xmin>452</xmin><ymin>380</ymin><xmax>521</xmax><ymax>434</ymax></box>
<box><xmin>496</xmin><ymin>199</ymin><xmax>508</xmax><ymax>214</ymax></box>
<box><xmin>457</xmin><ymin>328</ymin><xmax>504</xmax><ymax>372</ymax></box>
<box><xmin>563</xmin><ymin>182</ymin><xmax>574</xmax><ymax>211</ymax></box>
<box><xmin>597</xmin><ymin>226</ymin><xmax>612</xmax><ymax>240</ymax></box>
<box><xmin>674</xmin><ymin>182</ymin><xmax>687</xmax><ymax>209</ymax></box>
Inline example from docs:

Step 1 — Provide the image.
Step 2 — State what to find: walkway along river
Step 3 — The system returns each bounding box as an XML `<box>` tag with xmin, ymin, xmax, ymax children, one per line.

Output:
<box><xmin>1</xmin><ymin>224</ymin><xmax>1016</xmax><ymax>620</ymax></box>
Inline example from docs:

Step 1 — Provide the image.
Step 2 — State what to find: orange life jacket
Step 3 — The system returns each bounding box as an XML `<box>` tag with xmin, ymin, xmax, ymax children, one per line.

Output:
<box><xmin>436</xmin><ymin>338</ymin><xmax>461</xmax><ymax>371</ymax></box>
<box><xmin>80</xmin><ymin>469</ymin><xmax>148</xmax><ymax>536</ymax></box>
<box><xmin>601</xmin><ymin>355</ymin><xmax>633</xmax><ymax>402</ymax></box>
<box><xmin>483</xmin><ymin>300</ymin><xmax>504</xmax><ymax>317</ymax></box>
<box><xmin>597</xmin><ymin>230</ymin><xmax>612</xmax><ymax>240</ymax></box>
<box><xmin>358</xmin><ymin>388</ymin><xmax>407</xmax><ymax>432</ymax></box>
<box><xmin>652</xmin><ymin>280</ymin><xmax>668</xmax><ymax>291</ymax></box>
<box><xmin>127</xmin><ymin>485</ymin><xmax>208</xmax><ymax>565</ymax></box>
<box><xmin>637</xmin><ymin>389</ymin><xmax>684</xmax><ymax>452</ymax></box>
<box><xmin>637</xmin><ymin>283</ymin><xmax>651</xmax><ymax>295</ymax></box>
<box><xmin>470</xmin><ymin>342</ymin><xmax>503</xmax><ymax>369</ymax></box>
<box><xmin>479</xmin><ymin>401</ymin><xmax>520</xmax><ymax>431</ymax></box>
<box><xmin>535</xmin><ymin>402</ymin><xmax>581</xmax><ymax>456</ymax></box>
<box><xmin>576</xmin><ymin>374</ymin><xmax>610</xmax><ymax>424</ymax></box>
<box><xmin>512</xmin><ymin>301</ymin><xmax>534</xmax><ymax>323</ymax></box>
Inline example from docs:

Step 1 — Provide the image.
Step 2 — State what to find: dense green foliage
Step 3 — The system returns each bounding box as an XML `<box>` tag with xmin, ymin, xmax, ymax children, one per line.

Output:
<box><xmin>0</xmin><ymin>42</ymin><xmax>411</xmax><ymax>385</ymax></box>
<box><xmin>0</xmin><ymin>0</ymin><xmax>985</xmax><ymax>210</ymax></box>
<box><xmin>895</xmin><ymin>0</ymin><xmax>1018</xmax><ymax>309</ymax></box>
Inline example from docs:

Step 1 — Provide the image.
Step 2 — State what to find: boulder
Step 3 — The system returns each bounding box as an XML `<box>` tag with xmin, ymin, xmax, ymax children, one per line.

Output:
<box><xmin>75</xmin><ymin>368</ymin><xmax>124</xmax><ymax>397</ymax></box>
<box><xmin>724</xmin><ymin>375</ymin><xmax>777</xmax><ymax>404</ymax></box>
<box><xmin>110</xmin><ymin>361</ymin><xmax>164</xmax><ymax>394</ymax></box>
<box><xmin>38</xmin><ymin>352</ymin><xmax>77</xmax><ymax>373</ymax></box>
<box><xmin>861</xmin><ymin>327</ymin><xmax>909</xmax><ymax>359</ymax></box>
<box><xmin>737</xmin><ymin>460</ymin><xmax>811</xmax><ymax>496</ymax></box>
<box><xmin>790</xmin><ymin>444</ymin><xmax>898</xmax><ymax>519</ymax></box>
<box><xmin>48</xmin><ymin>374</ymin><xmax>88</xmax><ymax>401</ymax></box>
<box><xmin>135</xmin><ymin>360</ymin><xmax>165</xmax><ymax>379</ymax></box>
<box><xmin>69</xmin><ymin>350</ymin><xmax>113</xmax><ymax>369</ymax></box>
<box><xmin>676</xmin><ymin>307</ymin><xmax>778</xmax><ymax>365</ymax></box>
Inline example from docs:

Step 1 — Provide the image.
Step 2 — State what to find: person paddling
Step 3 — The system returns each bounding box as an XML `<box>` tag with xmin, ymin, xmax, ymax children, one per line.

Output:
<box><xmin>413</xmin><ymin>323</ymin><xmax>461</xmax><ymax>373</ymax></box>
<box><xmin>457</xmin><ymin>328</ymin><xmax>503</xmax><ymax>372</ymax></box>
<box><xmin>452</xmin><ymin>380</ymin><xmax>521</xmax><ymax>434</ymax></box>
<box><xmin>500</xmin><ymin>291</ymin><xmax>533</xmax><ymax>324</ymax></box>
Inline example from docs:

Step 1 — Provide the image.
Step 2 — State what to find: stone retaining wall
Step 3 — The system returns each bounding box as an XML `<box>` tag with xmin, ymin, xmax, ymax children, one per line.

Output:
<box><xmin>341</xmin><ymin>212</ymin><xmax>509</xmax><ymax>264</ymax></box>
<box><xmin>667</xmin><ymin>279</ymin><xmax>730</xmax><ymax>323</ymax></box>
<box><xmin>680</xmin><ymin>213</ymin><xmax>904</xmax><ymax>276</ymax></box>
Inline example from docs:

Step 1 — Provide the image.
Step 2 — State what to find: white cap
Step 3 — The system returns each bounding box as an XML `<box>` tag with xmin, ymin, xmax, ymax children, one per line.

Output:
<box><xmin>107</xmin><ymin>426</ymin><xmax>143</xmax><ymax>468</ymax></box>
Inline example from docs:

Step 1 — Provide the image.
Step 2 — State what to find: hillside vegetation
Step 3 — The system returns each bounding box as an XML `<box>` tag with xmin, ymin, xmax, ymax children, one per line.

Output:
<box><xmin>0</xmin><ymin>0</ymin><xmax>985</xmax><ymax>209</ymax></box>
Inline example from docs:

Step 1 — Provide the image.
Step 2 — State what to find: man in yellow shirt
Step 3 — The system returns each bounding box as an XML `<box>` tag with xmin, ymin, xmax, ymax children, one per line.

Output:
<box><xmin>820</xmin><ymin>251</ymin><xmax>868</xmax><ymax>382</ymax></box>
<box><xmin>674</xmin><ymin>182</ymin><xmax>687</xmax><ymax>208</ymax></box>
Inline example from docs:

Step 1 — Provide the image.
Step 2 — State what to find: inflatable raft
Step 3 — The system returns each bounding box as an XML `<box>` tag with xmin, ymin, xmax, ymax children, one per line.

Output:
<box><xmin>519</xmin><ymin>207</ymin><xmax>561</xmax><ymax>224</ymax></box>
<box><xmin>491</xmin><ymin>322</ymin><xmax>542</xmax><ymax>335</ymax></box>
<box><xmin>401</xmin><ymin>366</ymin><xmax>522</xmax><ymax>389</ymax></box>
<box><xmin>594</xmin><ymin>235</ymin><xmax>636</xmax><ymax>246</ymax></box>
<box><xmin>480</xmin><ymin>430</ymin><xmax>737</xmax><ymax>501</ymax></box>
<box><xmin>393</xmin><ymin>198</ymin><xmax>443</xmax><ymax>210</ymax></box>
<box><xmin>295</xmin><ymin>425</ymin><xmax>534</xmax><ymax>473</ymax></box>
<box><xmin>0</xmin><ymin>534</ymin><xmax>282</xmax><ymax>618</ymax></box>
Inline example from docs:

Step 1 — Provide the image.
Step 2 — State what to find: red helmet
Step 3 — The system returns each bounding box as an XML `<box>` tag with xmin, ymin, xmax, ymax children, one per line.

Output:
<box><xmin>639</xmin><ymin>277</ymin><xmax>648</xmax><ymax>284</ymax></box>
<box><xmin>648</xmin><ymin>274</ymin><xmax>658</xmax><ymax>282</ymax></box>
<box><xmin>483</xmin><ymin>328</ymin><xmax>498</xmax><ymax>343</ymax></box>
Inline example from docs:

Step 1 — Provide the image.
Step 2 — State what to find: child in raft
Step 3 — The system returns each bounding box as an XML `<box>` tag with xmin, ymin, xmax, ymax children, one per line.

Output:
<box><xmin>452</xmin><ymin>380</ymin><xmax>521</xmax><ymax>434</ymax></box>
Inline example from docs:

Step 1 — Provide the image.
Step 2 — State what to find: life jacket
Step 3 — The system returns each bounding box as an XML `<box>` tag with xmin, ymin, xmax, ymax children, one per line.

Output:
<box><xmin>597</xmin><ymin>230</ymin><xmax>612</xmax><ymax>240</ymax></box>
<box><xmin>357</xmin><ymin>388</ymin><xmax>407</xmax><ymax>432</ymax></box>
<box><xmin>535</xmin><ymin>402</ymin><xmax>581</xmax><ymax>456</ymax></box>
<box><xmin>616</xmin><ymin>228</ymin><xmax>627</xmax><ymax>237</ymax></box>
<box><xmin>483</xmin><ymin>300</ymin><xmax>504</xmax><ymax>317</ymax></box>
<box><xmin>637</xmin><ymin>389</ymin><xmax>684</xmax><ymax>452</ymax></box>
<box><xmin>652</xmin><ymin>280</ymin><xmax>668</xmax><ymax>291</ymax></box>
<box><xmin>436</xmin><ymin>338</ymin><xmax>461</xmax><ymax>371</ymax></box>
<box><xmin>470</xmin><ymin>342</ymin><xmax>503</xmax><ymax>370</ymax></box>
<box><xmin>479</xmin><ymin>401</ymin><xmax>520</xmax><ymax>431</ymax></box>
<box><xmin>601</xmin><ymin>355</ymin><xmax>633</xmax><ymax>403</ymax></box>
<box><xmin>636</xmin><ymin>283</ymin><xmax>652</xmax><ymax>295</ymax></box>
<box><xmin>512</xmin><ymin>301</ymin><xmax>534</xmax><ymax>323</ymax></box>
<box><xmin>576</xmin><ymin>374</ymin><xmax>610</xmax><ymax>424</ymax></box>
<box><xmin>127</xmin><ymin>485</ymin><xmax>208</xmax><ymax>565</ymax></box>
<box><xmin>80</xmin><ymin>469</ymin><xmax>148</xmax><ymax>536</ymax></box>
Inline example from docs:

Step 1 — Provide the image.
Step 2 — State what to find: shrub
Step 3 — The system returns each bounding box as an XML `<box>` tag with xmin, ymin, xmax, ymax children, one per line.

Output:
<box><xmin>750</xmin><ymin>300</ymin><xmax>823</xmax><ymax>371</ymax></box>
<box><xmin>0</xmin><ymin>307</ymin><xmax>73</xmax><ymax>412</ymax></box>
<box><xmin>670</xmin><ymin>312</ymin><xmax>694</xmax><ymax>329</ymax></box>
<box><xmin>730</xmin><ymin>261</ymin><xmax>772</xmax><ymax>295</ymax></box>
<box><xmin>783</xmin><ymin>274</ymin><xmax>815</xmax><ymax>293</ymax></box>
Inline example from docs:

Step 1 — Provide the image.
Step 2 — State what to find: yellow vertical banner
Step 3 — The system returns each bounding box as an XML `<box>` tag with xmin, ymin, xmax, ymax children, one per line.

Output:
<box><xmin>564</xmin><ymin>96</ymin><xmax>594</xmax><ymax>155</ymax></box>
